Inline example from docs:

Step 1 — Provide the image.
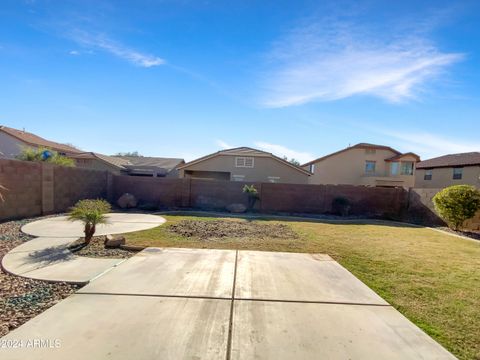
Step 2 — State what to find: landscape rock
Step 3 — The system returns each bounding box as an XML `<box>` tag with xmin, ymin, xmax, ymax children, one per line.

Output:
<box><xmin>226</xmin><ymin>203</ymin><xmax>247</xmax><ymax>213</ymax></box>
<box><xmin>117</xmin><ymin>193</ymin><xmax>138</xmax><ymax>209</ymax></box>
<box><xmin>104</xmin><ymin>234</ymin><xmax>126</xmax><ymax>248</ymax></box>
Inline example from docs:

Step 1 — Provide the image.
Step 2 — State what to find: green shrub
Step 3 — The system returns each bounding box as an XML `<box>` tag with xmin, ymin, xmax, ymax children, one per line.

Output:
<box><xmin>16</xmin><ymin>147</ymin><xmax>75</xmax><ymax>167</ymax></box>
<box><xmin>432</xmin><ymin>185</ymin><xmax>480</xmax><ymax>230</ymax></box>
<box><xmin>68</xmin><ymin>199</ymin><xmax>111</xmax><ymax>245</ymax></box>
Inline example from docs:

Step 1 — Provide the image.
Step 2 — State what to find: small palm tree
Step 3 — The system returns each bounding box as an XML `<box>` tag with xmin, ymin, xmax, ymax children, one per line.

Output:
<box><xmin>68</xmin><ymin>199</ymin><xmax>111</xmax><ymax>245</ymax></box>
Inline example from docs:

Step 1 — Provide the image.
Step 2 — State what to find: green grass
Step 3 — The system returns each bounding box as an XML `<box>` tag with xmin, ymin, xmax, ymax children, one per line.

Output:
<box><xmin>124</xmin><ymin>214</ymin><xmax>480</xmax><ymax>360</ymax></box>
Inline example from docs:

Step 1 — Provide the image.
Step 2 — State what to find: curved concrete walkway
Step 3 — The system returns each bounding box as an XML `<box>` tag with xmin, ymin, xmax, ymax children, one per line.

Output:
<box><xmin>1</xmin><ymin>213</ymin><xmax>166</xmax><ymax>284</ymax></box>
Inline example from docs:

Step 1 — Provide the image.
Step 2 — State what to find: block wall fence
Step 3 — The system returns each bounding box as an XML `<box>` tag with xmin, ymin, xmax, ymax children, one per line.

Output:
<box><xmin>3</xmin><ymin>158</ymin><xmax>478</xmax><ymax>229</ymax></box>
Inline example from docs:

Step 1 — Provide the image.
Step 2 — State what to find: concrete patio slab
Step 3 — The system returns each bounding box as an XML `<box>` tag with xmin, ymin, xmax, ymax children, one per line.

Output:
<box><xmin>6</xmin><ymin>237</ymin><xmax>76</xmax><ymax>254</ymax></box>
<box><xmin>21</xmin><ymin>213</ymin><xmax>166</xmax><ymax>238</ymax></box>
<box><xmin>1</xmin><ymin>248</ymin><xmax>454</xmax><ymax>359</ymax></box>
<box><xmin>2</xmin><ymin>248</ymin><xmax>75</xmax><ymax>275</ymax></box>
<box><xmin>230</xmin><ymin>301</ymin><xmax>455</xmax><ymax>359</ymax></box>
<box><xmin>78</xmin><ymin>247</ymin><xmax>235</xmax><ymax>297</ymax></box>
<box><xmin>235</xmin><ymin>250</ymin><xmax>388</xmax><ymax>304</ymax></box>
<box><xmin>0</xmin><ymin>294</ymin><xmax>230</xmax><ymax>360</ymax></box>
<box><xmin>19</xmin><ymin>257</ymin><xmax>123</xmax><ymax>284</ymax></box>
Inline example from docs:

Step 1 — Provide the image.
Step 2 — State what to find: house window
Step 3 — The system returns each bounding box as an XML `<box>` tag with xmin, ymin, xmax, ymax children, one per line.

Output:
<box><xmin>232</xmin><ymin>174</ymin><xmax>245</xmax><ymax>182</ymax></box>
<box><xmin>390</xmin><ymin>162</ymin><xmax>399</xmax><ymax>176</ymax></box>
<box><xmin>424</xmin><ymin>170</ymin><xmax>432</xmax><ymax>180</ymax></box>
<box><xmin>400</xmin><ymin>161</ymin><xmax>414</xmax><ymax>175</ymax></box>
<box><xmin>365</xmin><ymin>161</ymin><xmax>376</xmax><ymax>175</ymax></box>
<box><xmin>309</xmin><ymin>164</ymin><xmax>315</xmax><ymax>173</ymax></box>
<box><xmin>235</xmin><ymin>157</ymin><xmax>254</xmax><ymax>168</ymax></box>
<box><xmin>365</xmin><ymin>148</ymin><xmax>376</xmax><ymax>155</ymax></box>
<box><xmin>453</xmin><ymin>168</ymin><xmax>463</xmax><ymax>180</ymax></box>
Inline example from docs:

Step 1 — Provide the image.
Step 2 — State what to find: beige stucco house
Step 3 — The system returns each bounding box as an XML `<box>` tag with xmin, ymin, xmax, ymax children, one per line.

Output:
<box><xmin>302</xmin><ymin>143</ymin><xmax>420</xmax><ymax>188</ymax></box>
<box><xmin>178</xmin><ymin>147</ymin><xmax>311</xmax><ymax>184</ymax></box>
<box><xmin>70</xmin><ymin>152</ymin><xmax>185</xmax><ymax>177</ymax></box>
<box><xmin>415</xmin><ymin>152</ymin><xmax>480</xmax><ymax>188</ymax></box>
<box><xmin>0</xmin><ymin>125</ymin><xmax>81</xmax><ymax>158</ymax></box>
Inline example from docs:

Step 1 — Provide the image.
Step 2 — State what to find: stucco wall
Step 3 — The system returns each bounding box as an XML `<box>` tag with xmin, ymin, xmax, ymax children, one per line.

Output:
<box><xmin>304</xmin><ymin>148</ymin><xmax>416</xmax><ymax>187</ymax></box>
<box><xmin>0</xmin><ymin>132</ymin><xmax>25</xmax><ymax>159</ymax></box>
<box><xmin>179</xmin><ymin>155</ymin><xmax>309</xmax><ymax>184</ymax></box>
<box><xmin>415</xmin><ymin>166</ymin><xmax>480</xmax><ymax>188</ymax></box>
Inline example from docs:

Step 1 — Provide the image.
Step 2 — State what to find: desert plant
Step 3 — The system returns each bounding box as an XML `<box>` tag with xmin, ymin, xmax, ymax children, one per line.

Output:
<box><xmin>332</xmin><ymin>196</ymin><xmax>351</xmax><ymax>216</ymax></box>
<box><xmin>16</xmin><ymin>147</ymin><xmax>75</xmax><ymax>167</ymax></box>
<box><xmin>433</xmin><ymin>185</ymin><xmax>480</xmax><ymax>230</ymax></box>
<box><xmin>68</xmin><ymin>199</ymin><xmax>111</xmax><ymax>245</ymax></box>
<box><xmin>243</xmin><ymin>184</ymin><xmax>259</xmax><ymax>210</ymax></box>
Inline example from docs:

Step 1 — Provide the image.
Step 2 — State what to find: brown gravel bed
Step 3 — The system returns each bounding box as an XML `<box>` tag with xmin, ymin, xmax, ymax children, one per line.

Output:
<box><xmin>168</xmin><ymin>219</ymin><xmax>299</xmax><ymax>240</ymax></box>
<box><xmin>70</xmin><ymin>236</ymin><xmax>138</xmax><ymax>259</ymax></box>
<box><xmin>0</xmin><ymin>217</ymin><xmax>80</xmax><ymax>337</ymax></box>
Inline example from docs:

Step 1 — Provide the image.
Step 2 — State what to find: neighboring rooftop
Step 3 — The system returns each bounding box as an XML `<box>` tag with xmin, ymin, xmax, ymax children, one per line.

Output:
<box><xmin>70</xmin><ymin>152</ymin><xmax>185</xmax><ymax>175</ymax></box>
<box><xmin>178</xmin><ymin>146</ymin><xmax>312</xmax><ymax>175</ymax></box>
<box><xmin>116</xmin><ymin>156</ymin><xmax>185</xmax><ymax>170</ymax></box>
<box><xmin>302</xmin><ymin>143</ymin><xmax>418</xmax><ymax>167</ymax></box>
<box><xmin>416</xmin><ymin>152</ymin><xmax>480</xmax><ymax>169</ymax></box>
<box><xmin>0</xmin><ymin>125</ymin><xmax>81</xmax><ymax>154</ymax></box>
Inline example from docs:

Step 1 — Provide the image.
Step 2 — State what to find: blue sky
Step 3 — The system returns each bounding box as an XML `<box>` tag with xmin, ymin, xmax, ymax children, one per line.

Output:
<box><xmin>1</xmin><ymin>0</ymin><xmax>479</xmax><ymax>163</ymax></box>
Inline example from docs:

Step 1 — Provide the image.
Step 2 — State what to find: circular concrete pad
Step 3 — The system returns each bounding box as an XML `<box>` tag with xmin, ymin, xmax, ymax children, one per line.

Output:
<box><xmin>21</xmin><ymin>213</ymin><xmax>166</xmax><ymax>237</ymax></box>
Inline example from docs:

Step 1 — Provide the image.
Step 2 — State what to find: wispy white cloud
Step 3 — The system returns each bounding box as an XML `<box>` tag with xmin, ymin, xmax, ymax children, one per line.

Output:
<box><xmin>69</xmin><ymin>30</ymin><xmax>165</xmax><ymax>68</ymax></box>
<box><xmin>260</xmin><ymin>17</ymin><xmax>464</xmax><ymax>107</ymax></box>
<box><xmin>216</xmin><ymin>139</ymin><xmax>235</xmax><ymax>149</ymax></box>
<box><xmin>378</xmin><ymin>130</ymin><xmax>479</xmax><ymax>159</ymax></box>
<box><xmin>69</xmin><ymin>50</ymin><xmax>80</xmax><ymax>55</ymax></box>
<box><xmin>254</xmin><ymin>141</ymin><xmax>314</xmax><ymax>164</ymax></box>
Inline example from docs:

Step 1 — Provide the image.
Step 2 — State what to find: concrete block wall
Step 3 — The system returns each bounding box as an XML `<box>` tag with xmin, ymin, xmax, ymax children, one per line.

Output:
<box><xmin>111</xmin><ymin>176</ymin><xmax>408</xmax><ymax>219</ymax></box>
<box><xmin>53</xmin><ymin>166</ymin><xmax>108</xmax><ymax>212</ymax></box>
<box><xmin>1</xmin><ymin>158</ymin><xmax>479</xmax><ymax>230</ymax></box>
<box><xmin>0</xmin><ymin>159</ymin><xmax>42</xmax><ymax>220</ymax></box>
<box><xmin>0</xmin><ymin>159</ymin><xmax>108</xmax><ymax>221</ymax></box>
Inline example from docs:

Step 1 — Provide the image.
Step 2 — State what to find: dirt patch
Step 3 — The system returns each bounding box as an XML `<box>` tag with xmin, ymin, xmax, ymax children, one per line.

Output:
<box><xmin>168</xmin><ymin>219</ymin><xmax>299</xmax><ymax>240</ymax></box>
<box><xmin>0</xmin><ymin>217</ymin><xmax>79</xmax><ymax>337</ymax></box>
<box><xmin>70</xmin><ymin>237</ymin><xmax>138</xmax><ymax>259</ymax></box>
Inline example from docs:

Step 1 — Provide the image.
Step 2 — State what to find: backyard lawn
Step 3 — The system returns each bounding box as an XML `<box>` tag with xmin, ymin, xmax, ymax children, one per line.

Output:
<box><xmin>124</xmin><ymin>214</ymin><xmax>480</xmax><ymax>360</ymax></box>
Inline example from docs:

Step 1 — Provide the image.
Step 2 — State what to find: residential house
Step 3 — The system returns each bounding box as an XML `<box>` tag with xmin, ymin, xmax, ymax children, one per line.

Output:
<box><xmin>302</xmin><ymin>143</ymin><xmax>420</xmax><ymax>188</ymax></box>
<box><xmin>0</xmin><ymin>125</ymin><xmax>81</xmax><ymax>158</ymax></box>
<box><xmin>70</xmin><ymin>152</ymin><xmax>185</xmax><ymax>177</ymax></box>
<box><xmin>178</xmin><ymin>147</ymin><xmax>311</xmax><ymax>184</ymax></box>
<box><xmin>415</xmin><ymin>152</ymin><xmax>480</xmax><ymax>188</ymax></box>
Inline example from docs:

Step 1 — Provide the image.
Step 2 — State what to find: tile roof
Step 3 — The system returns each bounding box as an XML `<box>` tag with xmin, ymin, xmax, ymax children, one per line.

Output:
<box><xmin>416</xmin><ymin>152</ymin><xmax>480</xmax><ymax>169</ymax></box>
<box><xmin>0</xmin><ymin>125</ymin><xmax>82</xmax><ymax>154</ymax></box>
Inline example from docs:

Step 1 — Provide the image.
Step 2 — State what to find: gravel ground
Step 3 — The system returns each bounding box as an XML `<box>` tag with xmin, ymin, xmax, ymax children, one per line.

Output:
<box><xmin>71</xmin><ymin>236</ymin><xmax>138</xmax><ymax>259</ymax></box>
<box><xmin>168</xmin><ymin>219</ymin><xmax>299</xmax><ymax>240</ymax></box>
<box><xmin>0</xmin><ymin>217</ymin><xmax>80</xmax><ymax>337</ymax></box>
